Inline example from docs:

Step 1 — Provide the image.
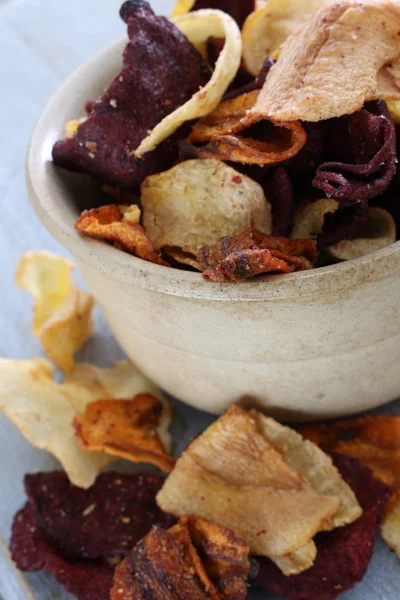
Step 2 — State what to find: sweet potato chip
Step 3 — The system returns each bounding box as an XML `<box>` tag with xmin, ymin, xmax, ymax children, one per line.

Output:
<box><xmin>16</xmin><ymin>251</ymin><xmax>94</xmax><ymax>372</ymax></box>
<box><xmin>11</xmin><ymin>472</ymin><xmax>171</xmax><ymax>600</ymax></box>
<box><xmin>172</xmin><ymin>0</ymin><xmax>255</xmax><ymax>28</ymax></box>
<box><xmin>0</xmin><ymin>358</ymin><xmax>167</xmax><ymax>488</ymax></box>
<box><xmin>74</xmin><ymin>395</ymin><xmax>175</xmax><ymax>473</ymax></box>
<box><xmin>111</xmin><ymin>516</ymin><xmax>251</xmax><ymax>600</ymax></box>
<box><xmin>299</xmin><ymin>415</ymin><xmax>400</xmax><ymax>559</ymax></box>
<box><xmin>185</xmin><ymin>89</ymin><xmax>307</xmax><ymax>165</ymax></box>
<box><xmin>75</xmin><ymin>204</ymin><xmax>167</xmax><ymax>265</ymax></box>
<box><xmin>251</xmin><ymin>1</ymin><xmax>400</xmax><ymax>123</ymax></box>
<box><xmin>141</xmin><ymin>160</ymin><xmax>272</xmax><ymax>255</ymax></box>
<box><xmin>135</xmin><ymin>9</ymin><xmax>241</xmax><ymax>157</ymax></box>
<box><xmin>242</xmin><ymin>0</ymin><xmax>337</xmax><ymax>77</ymax></box>
<box><xmin>53</xmin><ymin>1</ymin><xmax>209</xmax><ymax>188</ymax></box>
<box><xmin>157</xmin><ymin>405</ymin><xmax>341</xmax><ymax>563</ymax></box>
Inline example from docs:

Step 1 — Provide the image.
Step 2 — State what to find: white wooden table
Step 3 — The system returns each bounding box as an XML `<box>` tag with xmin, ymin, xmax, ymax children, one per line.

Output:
<box><xmin>0</xmin><ymin>0</ymin><xmax>399</xmax><ymax>598</ymax></box>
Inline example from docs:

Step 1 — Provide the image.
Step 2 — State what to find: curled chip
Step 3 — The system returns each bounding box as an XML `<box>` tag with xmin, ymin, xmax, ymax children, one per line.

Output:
<box><xmin>53</xmin><ymin>1</ymin><xmax>209</xmax><ymax>188</ymax></box>
<box><xmin>185</xmin><ymin>90</ymin><xmax>306</xmax><ymax>165</ymax></box>
<box><xmin>292</xmin><ymin>199</ymin><xmax>339</xmax><ymax>240</ymax></box>
<box><xmin>11</xmin><ymin>472</ymin><xmax>171</xmax><ymax>600</ymax></box>
<box><xmin>157</xmin><ymin>405</ymin><xmax>345</xmax><ymax>569</ymax></box>
<box><xmin>242</xmin><ymin>0</ymin><xmax>337</xmax><ymax>76</ymax></box>
<box><xmin>197</xmin><ymin>228</ymin><xmax>317</xmax><ymax>282</ymax></box>
<box><xmin>75</xmin><ymin>205</ymin><xmax>167</xmax><ymax>265</ymax></box>
<box><xmin>299</xmin><ymin>415</ymin><xmax>400</xmax><ymax>560</ymax></box>
<box><xmin>251</xmin><ymin>1</ymin><xmax>400</xmax><ymax>123</ymax></box>
<box><xmin>164</xmin><ymin>247</ymin><xmax>203</xmax><ymax>271</ymax></box>
<box><xmin>0</xmin><ymin>358</ymin><xmax>166</xmax><ymax>488</ymax></box>
<box><xmin>172</xmin><ymin>0</ymin><xmax>255</xmax><ymax>28</ymax></box>
<box><xmin>74</xmin><ymin>394</ymin><xmax>175</xmax><ymax>473</ymax></box>
<box><xmin>141</xmin><ymin>160</ymin><xmax>272</xmax><ymax>255</ymax></box>
<box><xmin>16</xmin><ymin>251</ymin><xmax>94</xmax><ymax>372</ymax></box>
<box><xmin>257</xmin><ymin>454</ymin><xmax>391</xmax><ymax>600</ymax></box>
<box><xmin>111</xmin><ymin>516</ymin><xmax>251</xmax><ymax>600</ymax></box>
<box><xmin>135</xmin><ymin>9</ymin><xmax>242</xmax><ymax>157</ymax></box>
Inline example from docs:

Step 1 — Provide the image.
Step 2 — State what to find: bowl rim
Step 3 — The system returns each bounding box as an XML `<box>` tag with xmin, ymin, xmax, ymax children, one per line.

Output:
<box><xmin>26</xmin><ymin>35</ymin><xmax>400</xmax><ymax>302</ymax></box>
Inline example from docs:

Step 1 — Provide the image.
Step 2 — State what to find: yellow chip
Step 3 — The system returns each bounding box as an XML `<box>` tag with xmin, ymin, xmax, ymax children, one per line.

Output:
<box><xmin>171</xmin><ymin>0</ymin><xmax>195</xmax><ymax>17</ymax></box>
<box><xmin>16</xmin><ymin>251</ymin><xmax>94</xmax><ymax>372</ymax></box>
<box><xmin>388</xmin><ymin>101</ymin><xmax>400</xmax><ymax>125</ymax></box>
<box><xmin>135</xmin><ymin>9</ymin><xmax>241</xmax><ymax>157</ymax></box>
<box><xmin>65</xmin><ymin>117</ymin><xmax>87</xmax><ymax>138</ymax></box>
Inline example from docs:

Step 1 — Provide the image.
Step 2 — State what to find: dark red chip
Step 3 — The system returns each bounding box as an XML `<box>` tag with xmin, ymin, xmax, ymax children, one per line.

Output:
<box><xmin>257</xmin><ymin>454</ymin><xmax>391</xmax><ymax>600</ymax></box>
<box><xmin>262</xmin><ymin>166</ymin><xmax>295</xmax><ymax>237</ymax></box>
<box><xmin>191</xmin><ymin>0</ymin><xmax>255</xmax><ymax>27</ymax></box>
<box><xmin>11</xmin><ymin>502</ymin><xmax>113</xmax><ymax>600</ymax></box>
<box><xmin>52</xmin><ymin>0</ymin><xmax>209</xmax><ymax>189</ymax></box>
<box><xmin>10</xmin><ymin>472</ymin><xmax>173</xmax><ymax>600</ymax></box>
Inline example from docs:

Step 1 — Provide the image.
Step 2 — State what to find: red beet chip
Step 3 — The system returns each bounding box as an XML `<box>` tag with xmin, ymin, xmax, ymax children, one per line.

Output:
<box><xmin>24</xmin><ymin>471</ymin><xmax>173</xmax><ymax>562</ymax></box>
<box><xmin>262</xmin><ymin>166</ymin><xmax>295</xmax><ymax>237</ymax></box>
<box><xmin>257</xmin><ymin>453</ymin><xmax>391</xmax><ymax>600</ymax></box>
<box><xmin>52</xmin><ymin>0</ymin><xmax>209</xmax><ymax>189</ymax></box>
<box><xmin>11</xmin><ymin>502</ymin><xmax>113</xmax><ymax>600</ymax></box>
<box><xmin>191</xmin><ymin>0</ymin><xmax>255</xmax><ymax>27</ymax></box>
<box><xmin>313</xmin><ymin>101</ymin><xmax>397</xmax><ymax>203</ymax></box>
<box><xmin>317</xmin><ymin>199</ymin><xmax>369</xmax><ymax>248</ymax></box>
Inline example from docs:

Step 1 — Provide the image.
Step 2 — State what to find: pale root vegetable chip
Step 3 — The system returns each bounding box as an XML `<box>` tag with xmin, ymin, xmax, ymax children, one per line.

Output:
<box><xmin>291</xmin><ymin>199</ymin><xmax>339</xmax><ymax>240</ymax></box>
<box><xmin>242</xmin><ymin>0</ymin><xmax>337</xmax><ymax>76</ymax></box>
<box><xmin>251</xmin><ymin>1</ymin><xmax>400</xmax><ymax>123</ymax></box>
<box><xmin>164</xmin><ymin>247</ymin><xmax>203</xmax><ymax>271</ymax></box>
<box><xmin>381</xmin><ymin>490</ymin><xmax>400</xmax><ymax>558</ymax></box>
<box><xmin>65</xmin><ymin>117</ymin><xmax>87</xmax><ymax>138</ymax></box>
<box><xmin>0</xmin><ymin>358</ymin><xmax>168</xmax><ymax>488</ymax></box>
<box><xmin>134</xmin><ymin>10</ymin><xmax>241</xmax><ymax>157</ymax></box>
<box><xmin>171</xmin><ymin>0</ymin><xmax>195</xmax><ymax>16</ymax></box>
<box><xmin>388</xmin><ymin>100</ymin><xmax>400</xmax><ymax>124</ymax></box>
<box><xmin>15</xmin><ymin>251</ymin><xmax>94</xmax><ymax>372</ymax></box>
<box><xmin>141</xmin><ymin>159</ymin><xmax>272</xmax><ymax>255</ymax></box>
<box><xmin>329</xmin><ymin>208</ymin><xmax>397</xmax><ymax>261</ymax></box>
<box><xmin>271</xmin><ymin>542</ymin><xmax>317</xmax><ymax>576</ymax></box>
<box><xmin>74</xmin><ymin>394</ymin><xmax>175</xmax><ymax>473</ymax></box>
<box><xmin>157</xmin><ymin>405</ymin><xmax>341</xmax><ymax>564</ymax></box>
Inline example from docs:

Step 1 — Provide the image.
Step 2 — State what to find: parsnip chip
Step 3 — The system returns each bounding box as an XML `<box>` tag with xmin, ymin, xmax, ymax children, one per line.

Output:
<box><xmin>381</xmin><ymin>488</ymin><xmax>400</xmax><ymax>558</ymax></box>
<box><xmin>74</xmin><ymin>395</ymin><xmax>175</xmax><ymax>473</ymax></box>
<box><xmin>292</xmin><ymin>199</ymin><xmax>339</xmax><ymax>240</ymax></box>
<box><xmin>329</xmin><ymin>208</ymin><xmax>397</xmax><ymax>261</ymax></box>
<box><xmin>171</xmin><ymin>0</ymin><xmax>195</xmax><ymax>16</ymax></box>
<box><xmin>16</xmin><ymin>251</ymin><xmax>94</xmax><ymax>372</ymax></box>
<box><xmin>157</xmin><ymin>405</ymin><xmax>341</xmax><ymax>564</ymax></box>
<box><xmin>242</xmin><ymin>0</ymin><xmax>337</xmax><ymax>76</ymax></box>
<box><xmin>164</xmin><ymin>247</ymin><xmax>203</xmax><ymax>271</ymax></box>
<box><xmin>271</xmin><ymin>542</ymin><xmax>317</xmax><ymax>577</ymax></box>
<box><xmin>65</xmin><ymin>117</ymin><xmax>87</xmax><ymax>138</ymax></box>
<box><xmin>141</xmin><ymin>160</ymin><xmax>272</xmax><ymax>254</ymax></box>
<box><xmin>0</xmin><ymin>358</ymin><xmax>168</xmax><ymax>488</ymax></box>
<box><xmin>388</xmin><ymin>100</ymin><xmax>400</xmax><ymax>124</ymax></box>
<box><xmin>135</xmin><ymin>10</ymin><xmax>241</xmax><ymax>157</ymax></box>
<box><xmin>251</xmin><ymin>1</ymin><xmax>400</xmax><ymax>122</ymax></box>
<box><xmin>185</xmin><ymin>90</ymin><xmax>307</xmax><ymax>165</ymax></box>
<box><xmin>111</xmin><ymin>516</ymin><xmax>251</xmax><ymax>600</ymax></box>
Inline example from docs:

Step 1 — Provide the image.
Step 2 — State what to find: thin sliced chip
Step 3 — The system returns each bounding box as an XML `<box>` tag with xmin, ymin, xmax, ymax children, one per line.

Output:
<box><xmin>135</xmin><ymin>10</ymin><xmax>242</xmax><ymax>157</ymax></box>
<box><xmin>171</xmin><ymin>0</ymin><xmax>195</xmax><ymax>16</ymax></box>
<box><xmin>0</xmin><ymin>358</ymin><xmax>168</xmax><ymax>488</ymax></box>
<box><xmin>251</xmin><ymin>1</ymin><xmax>400</xmax><ymax>122</ymax></box>
<box><xmin>141</xmin><ymin>160</ymin><xmax>272</xmax><ymax>255</ymax></box>
<box><xmin>16</xmin><ymin>251</ymin><xmax>94</xmax><ymax>372</ymax></box>
<box><xmin>164</xmin><ymin>247</ymin><xmax>203</xmax><ymax>271</ymax></box>
<box><xmin>172</xmin><ymin>0</ymin><xmax>255</xmax><ymax>28</ymax></box>
<box><xmin>74</xmin><ymin>395</ymin><xmax>175</xmax><ymax>473</ymax></box>
<box><xmin>185</xmin><ymin>90</ymin><xmax>307</xmax><ymax>165</ymax></box>
<box><xmin>65</xmin><ymin>117</ymin><xmax>87</xmax><ymax>138</ymax></box>
<box><xmin>388</xmin><ymin>100</ymin><xmax>400</xmax><ymax>124</ymax></box>
<box><xmin>292</xmin><ymin>199</ymin><xmax>339</xmax><ymax>240</ymax></box>
<box><xmin>242</xmin><ymin>0</ymin><xmax>337</xmax><ymax>76</ymax></box>
<box><xmin>329</xmin><ymin>207</ymin><xmax>397</xmax><ymax>261</ymax></box>
<box><xmin>111</xmin><ymin>516</ymin><xmax>251</xmax><ymax>600</ymax></box>
<box><xmin>381</xmin><ymin>488</ymin><xmax>400</xmax><ymax>557</ymax></box>
<box><xmin>75</xmin><ymin>205</ymin><xmax>167</xmax><ymax>266</ymax></box>
<box><xmin>271</xmin><ymin>542</ymin><xmax>317</xmax><ymax>577</ymax></box>
<box><xmin>157</xmin><ymin>405</ymin><xmax>341</xmax><ymax>563</ymax></box>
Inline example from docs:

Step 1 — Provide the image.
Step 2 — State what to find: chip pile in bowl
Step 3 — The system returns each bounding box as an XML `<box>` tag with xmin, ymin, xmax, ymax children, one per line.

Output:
<box><xmin>52</xmin><ymin>0</ymin><xmax>400</xmax><ymax>282</ymax></box>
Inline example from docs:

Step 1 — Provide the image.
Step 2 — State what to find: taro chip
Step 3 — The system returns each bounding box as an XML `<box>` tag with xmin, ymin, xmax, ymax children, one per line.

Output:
<box><xmin>157</xmin><ymin>405</ymin><xmax>342</xmax><ymax>565</ymax></box>
<box><xmin>75</xmin><ymin>204</ymin><xmax>167</xmax><ymax>265</ymax></box>
<box><xmin>52</xmin><ymin>1</ymin><xmax>210</xmax><ymax>188</ymax></box>
<box><xmin>74</xmin><ymin>395</ymin><xmax>175</xmax><ymax>473</ymax></box>
<box><xmin>135</xmin><ymin>9</ymin><xmax>242</xmax><ymax>157</ymax></box>
<box><xmin>251</xmin><ymin>1</ymin><xmax>400</xmax><ymax>123</ymax></box>
<box><xmin>111</xmin><ymin>516</ymin><xmax>251</xmax><ymax>599</ymax></box>
<box><xmin>141</xmin><ymin>159</ymin><xmax>272</xmax><ymax>255</ymax></box>
<box><xmin>257</xmin><ymin>454</ymin><xmax>391</xmax><ymax>600</ymax></box>
<box><xmin>11</xmin><ymin>472</ymin><xmax>172</xmax><ymax>600</ymax></box>
<box><xmin>16</xmin><ymin>251</ymin><xmax>94</xmax><ymax>372</ymax></box>
<box><xmin>242</xmin><ymin>0</ymin><xmax>337</xmax><ymax>76</ymax></box>
<box><xmin>172</xmin><ymin>0</ymin><xmax>255</xmax><ymax>28</ymax></box>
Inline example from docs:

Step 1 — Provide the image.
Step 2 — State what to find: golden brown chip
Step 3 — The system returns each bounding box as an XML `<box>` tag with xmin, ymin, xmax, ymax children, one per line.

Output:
<box><xmin>16</xmin><ymin>251</ymin><xmax>94</xmax><ymax>372</ymax></box>
<box><xmin>75</xmin><ymin>205</ymin><xmax>167</xmax><ymax>265</ymax></box>
<box><xmin>65</xmin><ymin>117</ymin><xmax>87</xmax><ymax>138</ymax></box>
<box><xmin>381</xmin><ymin>487</ymin><xmax>400</xmax><ymax>557</ymax></box>
<box><xmin>141</xmin><ymin>160</ymin><xmax>272</xmax><ymax>255</ymax></box>
<box><xmin>164</xmin><ymin>247</ymin><xmax>203</xmax><ymax>271</ymax></box>
<box><xmin>157</xmin><ymin>405</ymin><xmax>341</xmax><ymax>562</ymax></box>
<box><xmin>185</xmin><ymin>90</ymin><xmax>307</xmax><ymax>165</ymax></box>
<box><xmin>74</xmin><ymin>394</ymin><xmax>175</xmax><ymax>473</ymax></box>
<box><xmin>111</xmin><ymin>516</ymin><xmax>251</xmax><ymax>600</ymax></box>
<box><xmin>251</xmin><ymin>1</ymin><xmax>400</xmax><ymax>123</ymax></box>
<box><xmin>292</xmin><ymin>199</ymin><xmax>339</xmax><ymax>240</ymax></box>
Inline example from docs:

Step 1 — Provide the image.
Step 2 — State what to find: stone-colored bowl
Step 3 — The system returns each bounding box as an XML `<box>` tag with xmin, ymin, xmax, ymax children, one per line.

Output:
<box><xmin>26</xmin><ymin>37</ymin><xmax>400</xmax><ymax>421</ymax></box>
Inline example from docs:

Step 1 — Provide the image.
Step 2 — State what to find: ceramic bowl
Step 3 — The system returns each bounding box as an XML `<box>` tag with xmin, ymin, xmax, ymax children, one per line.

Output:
<box><xmin>26</xmin><ymin>37</ymin><xmax>400</xmax><ymax>421</ymax></box>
